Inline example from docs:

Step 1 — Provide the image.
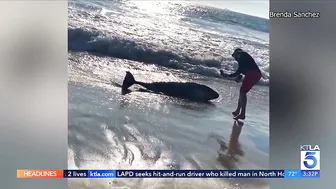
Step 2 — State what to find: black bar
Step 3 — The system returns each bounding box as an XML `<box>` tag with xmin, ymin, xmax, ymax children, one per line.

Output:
<box><xmin>116</xmin><ymin>170</ymin><xmax>284</xmax><ymax>178</ymax></box>
<box><xmin>63</xmin><ymin>170</ymin><xmax>88</xmax><ymax>178</ymax></box>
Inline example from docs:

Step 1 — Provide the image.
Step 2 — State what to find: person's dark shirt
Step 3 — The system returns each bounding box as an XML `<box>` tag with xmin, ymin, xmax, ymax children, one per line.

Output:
<box><xmin>229</xmin><ymin>51</ymin><xmax>261</xmax><ymax>77</ymax></box>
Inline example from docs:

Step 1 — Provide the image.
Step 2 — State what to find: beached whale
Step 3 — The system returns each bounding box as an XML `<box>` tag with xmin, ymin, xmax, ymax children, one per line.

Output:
<box><xmin>121</xmin><ymin>71</ymin><xmax>219</xmax><ymax>102</ymax></box>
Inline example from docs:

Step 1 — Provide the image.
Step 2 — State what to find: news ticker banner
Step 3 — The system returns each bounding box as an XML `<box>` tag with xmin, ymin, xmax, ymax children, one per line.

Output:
<box><xmin>16</xmin><ymin>144</ymin><xmax>320</xmax><ymax>179</ymax></box>
<box><xmin>16</xmin><ymin>169</ymin><xmax>320</xmax><ymax>179</ymax></box>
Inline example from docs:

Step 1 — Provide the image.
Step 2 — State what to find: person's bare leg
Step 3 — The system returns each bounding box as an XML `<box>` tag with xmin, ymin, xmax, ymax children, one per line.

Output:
<box><xmin>234</xmin><ymin>91</ymin><xmax>247</xmax><ymax>120</ymax></box>
<box><xmin>232</xmin><ymin>95</ymin><xmax>241</xmax><ymax>116</ymax></box>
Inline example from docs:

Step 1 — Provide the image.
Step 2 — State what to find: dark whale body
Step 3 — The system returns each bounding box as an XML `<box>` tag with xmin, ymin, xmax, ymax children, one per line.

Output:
<box><xmin>122</xmin><ymin>71</ymin><xmax>219</xmax><ymax>102</ymax></box>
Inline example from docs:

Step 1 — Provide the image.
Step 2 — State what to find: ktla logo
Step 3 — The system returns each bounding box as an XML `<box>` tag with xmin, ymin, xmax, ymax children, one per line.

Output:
<box><xmin>300</xmin><ymin>145</ymin><xmax>320</xmax><ymax>170</ymax></box>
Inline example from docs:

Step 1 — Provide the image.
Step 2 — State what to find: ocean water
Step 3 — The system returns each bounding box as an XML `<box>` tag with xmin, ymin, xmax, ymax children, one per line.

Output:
<box><xmin>68</xmin><ymin>0</ymin><xmax>269</xmax><ymax>188</ymax></box>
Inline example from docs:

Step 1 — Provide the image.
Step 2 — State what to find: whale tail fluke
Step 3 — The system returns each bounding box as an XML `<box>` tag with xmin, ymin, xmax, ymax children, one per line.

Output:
<box><xmin>122</xmin><ymin>71</ymin><xmax>137</xmax><ymax>90</ymax></box>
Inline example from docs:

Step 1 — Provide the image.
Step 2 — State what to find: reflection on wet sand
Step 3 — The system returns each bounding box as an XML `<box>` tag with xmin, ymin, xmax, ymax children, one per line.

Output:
<box><xmin>210</xmin><ymin>121</ymin><xmax>244</xmax><ymax>169</ymax></box>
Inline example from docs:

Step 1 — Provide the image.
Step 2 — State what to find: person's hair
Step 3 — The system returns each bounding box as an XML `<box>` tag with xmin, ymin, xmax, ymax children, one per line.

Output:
<box><xmin>232</xmin><ymin>48</ymin><xmax>243</xmax><ymax>58</ymax></box>
<box><xmin>233</xmin><ymin>48</ymin><xmax>243</xmax><ymax>53</ymax></box>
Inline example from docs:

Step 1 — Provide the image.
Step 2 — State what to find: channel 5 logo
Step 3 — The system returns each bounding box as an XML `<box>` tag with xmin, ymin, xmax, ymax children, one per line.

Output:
<box><xmin>300</xmin><ymin>145</ymin><xmax>320</xmax><ymax>170</ymax></box>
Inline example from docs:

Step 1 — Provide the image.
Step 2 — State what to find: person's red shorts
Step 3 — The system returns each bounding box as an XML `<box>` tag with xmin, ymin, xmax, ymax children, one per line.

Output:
<box><xmin>240</xmin><ymin>71</ymin><xmax>262</xmax><ymax>93</ymax></box>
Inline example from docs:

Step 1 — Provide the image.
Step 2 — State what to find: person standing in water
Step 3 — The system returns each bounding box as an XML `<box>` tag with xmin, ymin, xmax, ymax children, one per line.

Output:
<box><xmin>220</xmin><ymin>48</ymin><xmax>262</xmax><ymax>120</ymax></box>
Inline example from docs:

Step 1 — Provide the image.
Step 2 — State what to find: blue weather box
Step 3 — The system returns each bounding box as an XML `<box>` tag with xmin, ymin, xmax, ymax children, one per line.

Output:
<box><xmin>300</xmin><ymin>145</ymin><xmax>320</xmax><ymax>175</ymax></box>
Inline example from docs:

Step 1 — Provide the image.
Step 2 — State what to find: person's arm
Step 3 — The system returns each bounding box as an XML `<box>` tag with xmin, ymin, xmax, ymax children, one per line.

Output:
<box><xmin>221</xmin><ymin>65</ymin><xmax>242</xmax><ymax>78</ymax></box>
<box><xmin>228</xmin><ymin>69</ymin><xmax>241</xmax><ymax>77</ymax></box>
<box><xmin>229</xmin><ymin>60</ymin><xmax>244</xmax><ymax>77</ymax></box>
